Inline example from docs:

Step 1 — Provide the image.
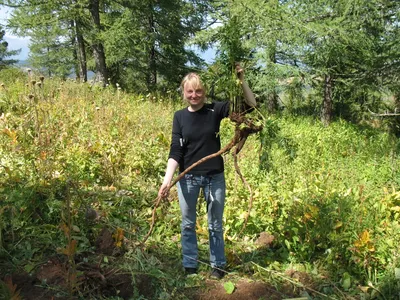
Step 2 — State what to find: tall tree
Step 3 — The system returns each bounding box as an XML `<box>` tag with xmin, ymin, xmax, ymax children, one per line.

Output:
<box><xmin>5</xmin><ymin>0</ymin><xmax>210</xmax><ymax>91</ymax></box>
<box><xmin>6</xmin><ymin>0</ymin><xmax>107</xmax><ymax>83</ymax></box>
<box><xmin>87</xmin><ymin>0</ymin><xmax>108</xmax><ymax>85</ymax></box>
<box><xmin>289</xmin><ymin>0</ymin><xmax>400</xmax><ymax>124</ymax></box>
<box><xmin>197</xmin><ymin>0</ymin><xmax>305</xmax><ymax>113</ymax></box>
<box><xmin>102</xmin><ymin>0</ymin><xmax>208</xmax><ymax>92</ymax></box>
<box><xmin>198</xmin><ymin>0</ymin><xmax>400</xmax><ymax>124</ymax></box>
<box><xmin>6</xmin><ymin>0</ymin><xmax>81</xmax><ymax>78</ymax></box>
<box><xmin>28</xmin><ymin>23</ymin><xmax>75</xmax><ymax>78</ymax></box>
<box><xmin>0</xmin><ymin>27</ymin><xmax>19</xmax><ymax>69</ymax></box>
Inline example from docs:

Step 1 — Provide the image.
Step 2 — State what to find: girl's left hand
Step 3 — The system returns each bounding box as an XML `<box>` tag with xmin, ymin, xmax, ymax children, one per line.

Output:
<box><xmin>235</xmin><ymin>63</ymin><xmax>244</xmax><ymax>81</ymax></box>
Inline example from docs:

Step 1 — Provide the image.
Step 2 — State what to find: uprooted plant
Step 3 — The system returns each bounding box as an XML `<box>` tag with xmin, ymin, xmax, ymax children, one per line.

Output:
<box><xmin>142</xmin><ymin>110</ymin><xmax>263</xmax><ymax>244</ymax></box>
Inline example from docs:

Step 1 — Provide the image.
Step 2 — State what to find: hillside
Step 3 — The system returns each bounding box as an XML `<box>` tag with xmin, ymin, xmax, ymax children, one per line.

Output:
<box><xmin>0</xmin><ymin>69</ymin><xmax>399</xmax><ymax>299</ymax></box>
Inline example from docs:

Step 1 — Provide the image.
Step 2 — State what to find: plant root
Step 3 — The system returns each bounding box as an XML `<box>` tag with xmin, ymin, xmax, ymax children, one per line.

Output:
<box><xmin>233</xmin><ymin>145</ymin><xmax>253</xmax><ymax>236</ymax></box>
<box><xmin>141</xmin><ymin>112</ymin><xmax>263</xmax><ymax>245</ymax></box>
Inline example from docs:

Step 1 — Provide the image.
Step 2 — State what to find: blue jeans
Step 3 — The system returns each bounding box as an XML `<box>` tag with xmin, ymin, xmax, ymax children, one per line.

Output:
<box><xmin>177</xmin><ymin>172</ymin><xmax>226</xmax><ymax>268</ymax></box>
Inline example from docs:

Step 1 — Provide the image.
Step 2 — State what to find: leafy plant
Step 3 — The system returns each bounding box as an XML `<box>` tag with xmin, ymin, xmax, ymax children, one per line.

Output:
<box><xmin>1</xmin><ymin>70</ymin><xmax>400</xmax><ymax>298</ymax></box>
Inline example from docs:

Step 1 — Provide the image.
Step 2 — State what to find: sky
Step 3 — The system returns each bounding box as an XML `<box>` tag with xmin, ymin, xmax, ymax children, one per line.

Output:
<box><xmin>1</xmin><ymin>6</ymin><xmax>30</xmax><ymax>60</ymax></box>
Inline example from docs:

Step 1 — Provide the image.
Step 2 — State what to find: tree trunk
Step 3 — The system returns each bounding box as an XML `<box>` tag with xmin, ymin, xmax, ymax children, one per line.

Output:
<box><xmin>393</xmin><ymin>91</ymin><xmax>400</xmax><ymax>136</ymax></box>
<box><xmin>395</xmin><ymin>92</ymin><xmax>400</xmax><ymax>112</ymax></box>
<box><xmin>267</xmin><ymin>92</ymin><xmax>278</xmax><ymax>114</ymax></box>
<box><xmin>46</xmin><ymin>45</ymin><xmax>52</xmax><ymax>78</ymax></box>
<box><xmin>92</xmin><ymin>44</ymin><xmax>107</xmax><ymax>85</ymax></box>
<box><xmin>147</xmin><ymin>9</ymin><xmax>157</xmax><ymax>90</ymax></box>
<box><xmin>89</xmin><ymin>0</ymin><xmax>108</xmax><ymax>86</ymax></box>
<box><xmin>75</xmin><ymin>20</ymin><xmax>87</xmax><ymax>82</ymax></box>
<box><xmin>148</xmin><ymin>43</ymin><xmax>157</xmax><ymax>88</ymax></box>
<box><xmin>321</xmin><ymin>74</ymin><xmax>333</xmax><ymax>125</ymax></box>
<box><xmin>266</xmin><ymin>41</ymin><xmax>278</xmax><ymax>114</ymax></box>
<box><xmin>71</xmin><ymin>21</ymin><xmax>80</xmax><ymax>81</ymax></box>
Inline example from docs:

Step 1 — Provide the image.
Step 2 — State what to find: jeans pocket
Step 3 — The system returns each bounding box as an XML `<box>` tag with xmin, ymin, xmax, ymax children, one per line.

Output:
<box><xmin>210</xmin><ymin>172</ymin><xmax>225</xmax><ymax>185</ymax></box>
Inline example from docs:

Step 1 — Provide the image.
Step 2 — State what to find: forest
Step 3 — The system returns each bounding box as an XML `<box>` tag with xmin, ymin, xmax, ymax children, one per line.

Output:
<box><xmin>0</xmin><ymin>0</ymin><xmax>400</xmax><ymax>299</ymax></box>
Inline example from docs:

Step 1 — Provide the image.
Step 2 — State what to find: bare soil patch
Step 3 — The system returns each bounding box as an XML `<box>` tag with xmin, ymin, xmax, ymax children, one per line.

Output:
<box><xmin>3</xmin><ymin>257</ymin><xmax>137</xmax><ymax>299</ymax></box>
<box><xmin>187</xmin><ymin>278</ymin><xmax>298</xmax><ymax>300</ymax></box>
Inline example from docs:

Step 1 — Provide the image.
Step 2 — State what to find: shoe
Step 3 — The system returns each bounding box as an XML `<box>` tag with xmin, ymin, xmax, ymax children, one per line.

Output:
<box><xmin>210</xmin><ymin>267</ymin><xmax>226</xmax><ymax>279</ymax></box>
<box><xmin>185</xmin><ymin>267</ymin><xmax>198</xmax><ymax>275</ymax></box>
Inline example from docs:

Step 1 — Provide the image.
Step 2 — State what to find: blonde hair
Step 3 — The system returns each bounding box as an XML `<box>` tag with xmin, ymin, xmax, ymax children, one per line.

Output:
<box><xmin>180</xmin><ymin>72</ymin><xmax>205</xmax><ymax>93</ymax></box>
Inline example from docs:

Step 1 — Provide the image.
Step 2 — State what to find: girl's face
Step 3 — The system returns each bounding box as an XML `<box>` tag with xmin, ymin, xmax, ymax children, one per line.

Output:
<box><xmin>183</xmin><ymin>81</ymin><xmax>205</xmax><ymax>110</ymax></box>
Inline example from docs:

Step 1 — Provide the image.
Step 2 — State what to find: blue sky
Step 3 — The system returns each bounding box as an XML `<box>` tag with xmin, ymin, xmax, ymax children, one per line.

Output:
<box><xmin>1</xmin><ymin>6</ymin><xmax>30</xmax><ymax>60</ymax></box>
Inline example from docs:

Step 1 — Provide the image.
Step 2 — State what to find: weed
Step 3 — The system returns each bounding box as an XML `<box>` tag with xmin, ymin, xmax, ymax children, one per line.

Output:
<box><xmin>0</xmin><ymin>70</ymin><xmax>399</xmax><ymax>298</ymax></box>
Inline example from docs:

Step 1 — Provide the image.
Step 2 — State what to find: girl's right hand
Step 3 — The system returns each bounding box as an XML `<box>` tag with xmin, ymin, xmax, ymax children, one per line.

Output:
<box><xmin>158</xmin><ymin>183</ymin><xmax>170</xmax><ymax>198</ymax></box>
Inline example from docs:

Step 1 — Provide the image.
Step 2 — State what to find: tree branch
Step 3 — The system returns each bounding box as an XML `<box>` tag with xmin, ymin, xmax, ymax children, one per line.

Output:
<box><xmin>368</xmin><ymin>108</ymin><xmax>400</xmax><ymax>117</ymax></box>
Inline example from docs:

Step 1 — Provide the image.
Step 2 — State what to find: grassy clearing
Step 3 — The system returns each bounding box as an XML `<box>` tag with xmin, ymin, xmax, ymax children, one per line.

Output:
<box><xmin>0</xmin><ymin>69</ymin><xmax>399</xmax><ymax>299</ymax></box>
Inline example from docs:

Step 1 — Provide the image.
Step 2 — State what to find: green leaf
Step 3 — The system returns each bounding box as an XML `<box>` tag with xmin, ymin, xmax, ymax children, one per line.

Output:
<box><xmin>341</xmin><ymin>272</ymin><xmax>351</xmax><ymax>290</ymax></box>
<box><xmin>284</xmin><ymin>239</ymin><xmax>291</xmax><ymax>250</ymax></box>
<box><xmin>24</xmin><ymin>263</ymin><xmax>35</xmax><ymax>273</ymax></box>
<box><xmin>223</xmin><ymin>281</ymin><xmax>235</xmax><ymax>294</ymax></box>
<box><xmin>395</xmin><ymin>268</ymin><xmax>400</xmax><ymax>279</ymax></box>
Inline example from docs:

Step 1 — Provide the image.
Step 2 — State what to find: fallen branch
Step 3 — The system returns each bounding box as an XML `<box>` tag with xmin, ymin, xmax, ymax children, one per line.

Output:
<box><xmin>141</xmin><ymin>112</ymin><xmax>263</xmax><ymax>245</ymax></box>
<box><xmin>368</xmin><ymin>108</ymin><xmax>400</xmax><ymax>116</ymax></box>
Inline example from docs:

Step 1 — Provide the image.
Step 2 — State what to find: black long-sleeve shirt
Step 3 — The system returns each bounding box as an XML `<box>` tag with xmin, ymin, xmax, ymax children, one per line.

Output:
<box><xmin>168</xmin><ymin>101</ymin><xmax>230</xmax><ymax>175</ymax></box>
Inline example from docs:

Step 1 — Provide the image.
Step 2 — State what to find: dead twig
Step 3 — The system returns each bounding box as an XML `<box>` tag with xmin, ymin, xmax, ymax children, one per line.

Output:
<box><xmin>368</xmin><ymin>108</ymin><xmax>400</xmax><ymax>116</ymax></box>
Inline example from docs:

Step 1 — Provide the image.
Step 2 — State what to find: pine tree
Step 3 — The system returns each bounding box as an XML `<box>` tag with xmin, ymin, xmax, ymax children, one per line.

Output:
<box><xmin>0</xmin><ymin>28</ymin><xmax>19</xmax><ymax>70</ymax></box>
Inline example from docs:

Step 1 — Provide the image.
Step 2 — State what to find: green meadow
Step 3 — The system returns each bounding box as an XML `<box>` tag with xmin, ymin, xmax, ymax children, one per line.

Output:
<box><xmin>0</xmin><ymin>69</ymin><xmax>399</xmax><ymax>299</ymax></box>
